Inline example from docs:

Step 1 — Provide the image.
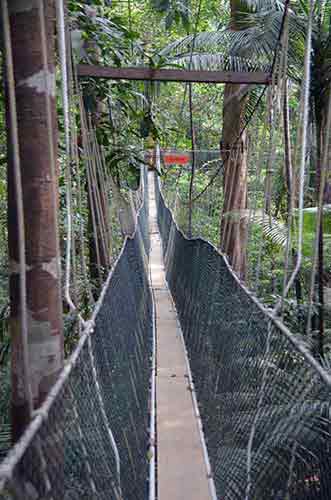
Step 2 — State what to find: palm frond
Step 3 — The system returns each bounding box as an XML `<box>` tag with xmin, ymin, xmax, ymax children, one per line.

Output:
<box><xmin>252</xmin><ymin>213</ymin><xmax>288</xmax><ymax>248</ymax></box>
<box><xmin>240</xmin><ymin>0</ymin><xmax>285</xmax><ymax>10</ymax></box>
<box><xmin>170</xmin><ymin>52</ymin><xmax>271</xmax><ymax>72</ymax></box>
<box><xmin>159</xmin><ymin>6</ymin><xmax>305</xmax><ymax>80</ymax></box>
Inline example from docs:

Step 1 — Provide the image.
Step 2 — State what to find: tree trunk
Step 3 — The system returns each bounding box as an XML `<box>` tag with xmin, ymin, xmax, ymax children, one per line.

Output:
<box><xmin>316</xmin><ymin>98</ymin><xmax>331</xmax><ymax>203</ymax></box>
<box><xmin>220</xmin><ymin>83</ymin><xmax>248</xmax><ymax>279</ymax></box>
<box><xmin>219</xmin><ymin>0</ymin><xmax>249</xmax><ymax>280</ymax></box>
<box><xmin>313</xmin><ymin>84</ymin><xmax>331</xmax><ymax>356</ymax></box>
<box><xmin>188</xmin><ymin>83</ymin><xmax>196</xmax><ymax>238</ymax></box>
<box><xmin>6</xmin><ymin>0</ymin><xmax>63</xmax><ymax>442</ymax></box>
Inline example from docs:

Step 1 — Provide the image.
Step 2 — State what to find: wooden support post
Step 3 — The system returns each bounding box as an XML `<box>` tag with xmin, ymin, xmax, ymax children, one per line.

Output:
<box><xmin>77</xmin><ymin>64</ymin><xmax>271</xmax><ymax>85</ymax></box>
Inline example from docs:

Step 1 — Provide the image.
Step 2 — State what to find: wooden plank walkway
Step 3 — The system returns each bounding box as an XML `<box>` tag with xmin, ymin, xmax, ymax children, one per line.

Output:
<box><xmin>149</xmin><ymin>172</ymin><xmax>212</xmax><ymax>500</ymax></box>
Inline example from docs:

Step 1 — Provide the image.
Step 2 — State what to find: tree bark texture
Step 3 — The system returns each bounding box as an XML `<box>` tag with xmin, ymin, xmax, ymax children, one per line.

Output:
<box><xmin>220</xmin><ymin>83</ymin><xmax>248</xmax><ymax>280</ymax></box>
<box><xmin>219</xmin><ymin>0</ymin><xmax>250</xmax><ymax>280</ymax></box>
<box><xmin>7</xmin><ymin>0</ymin><xmax>63</xmax><ymax>442</ymax></box>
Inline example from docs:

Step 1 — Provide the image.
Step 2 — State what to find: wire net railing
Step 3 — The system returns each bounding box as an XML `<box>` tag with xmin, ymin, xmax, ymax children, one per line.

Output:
<box><xmin>0</xmin><ymin>168</ymin><xmax>153</xmax><ymax>500</ymax></box>
<box><xmin>155</xmin><ymin>173</ymin><xmax>331</xmax><ymax>500</ymax></box>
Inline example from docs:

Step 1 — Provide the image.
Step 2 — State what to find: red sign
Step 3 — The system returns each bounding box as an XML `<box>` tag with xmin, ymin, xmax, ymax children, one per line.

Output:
<box><xmin>163</xmin><ymin>153</ymin><xmax>190</xmax><ymax>166</ymax></box>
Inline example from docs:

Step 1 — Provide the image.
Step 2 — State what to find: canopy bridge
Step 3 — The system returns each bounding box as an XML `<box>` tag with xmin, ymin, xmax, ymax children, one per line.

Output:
<box><xmin>2</xmin><ymin>0</ymin><xmax>331</xmax><ymax>499</ymax></box>
<box><xmin>1</xmin><ymin>164</ymin><xmax>331</xmax><ymax>499</ymax></box>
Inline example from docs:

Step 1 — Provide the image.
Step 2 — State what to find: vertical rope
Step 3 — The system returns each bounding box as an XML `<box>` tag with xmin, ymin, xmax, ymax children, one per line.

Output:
<box><xmin>69</xmin><ymin>61</ymin><xmax>95</xmax><ymax>305</ymax></box>
<box><xmin>79</xmin><ymin>98</ymin><xmax>103</xmax><ymax>284</ymax></box>
<box><xmin>306</xmin><ymin>87</ymin><xmax>331</xmax><ymax>336</ymax></box>
<box><xmin>178</xmin><ymin>0</ymin><xmax>203</xmax><ymax>122</ymax></box>
<box><xmin>279</xmin><ymin>9</ymin><xmax>293</xmax><ymax>316</ymax></box>
<box><xmin>88</xmin><ymin>123</ymin><xmax>110</xmax><ymax>267</ymax></box>
<box><xmin>273</xmin><ymin>0</ymin><xmax>315</xmax><ymax>312</ymax></box>
<box><xmin>255</xmin><ymin>68</ymin><xmax>282</xmax><ymax>292</ymax></box>
<box><xmin>56</xmin><ymin>0</ymin><xmax>88</xmax><ymax>328</ymax></box>
<box><xmin>56</xmin><ymin>0</ymin><xmax>80</xmax><ymax>315</ymax></box>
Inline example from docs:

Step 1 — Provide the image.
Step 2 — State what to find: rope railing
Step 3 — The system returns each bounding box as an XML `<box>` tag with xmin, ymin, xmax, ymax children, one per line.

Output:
<box><xmin>155</xmin><ymin>170</ymin><xmax>331</xmax><ymax>499</ymax></box>
<box><xmin>0</xmin><ymin>168</ymin><xmax>154</xmax><ymax>500</ymax></box>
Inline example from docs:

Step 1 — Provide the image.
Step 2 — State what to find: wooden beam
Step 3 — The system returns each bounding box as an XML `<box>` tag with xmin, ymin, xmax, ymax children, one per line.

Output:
<box><xmin>77</xmin><ymin>64</ymin><xmax>271</xmax><ymax>85</ymax></box>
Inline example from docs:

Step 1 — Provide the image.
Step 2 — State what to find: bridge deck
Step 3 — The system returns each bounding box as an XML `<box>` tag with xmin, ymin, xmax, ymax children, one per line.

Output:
<box><xmin>149</xmin><ymin>172</ymin><xmax>211</xmax><ymax>500</ymax></box>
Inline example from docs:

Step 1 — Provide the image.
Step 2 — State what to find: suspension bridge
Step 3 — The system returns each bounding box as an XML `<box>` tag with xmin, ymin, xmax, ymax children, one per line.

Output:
<box><xmin>0</xmin><ymin>163</ymin><xmax>331</xmax><ymax>499</ymax></box>
<box><xmin>1</xmin><ymin>0</ymin><xmax>331</xmax><ymax>499</ymax></box>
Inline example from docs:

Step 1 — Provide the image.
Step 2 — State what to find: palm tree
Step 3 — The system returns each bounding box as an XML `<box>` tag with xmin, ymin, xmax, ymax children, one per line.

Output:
<box><xmin>157</xmin><ymin>1</ymin><xmax>331</xmax><ymax>315</ymax></box>
<box><xmin>160</xmin><ymin>0</ymin><xmax>295</xmax><ymax>278</ymax></box>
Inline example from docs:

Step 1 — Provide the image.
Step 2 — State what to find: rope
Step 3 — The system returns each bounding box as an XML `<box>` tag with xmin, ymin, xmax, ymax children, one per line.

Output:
<box><xmin>245</xmin><ymin>118</ymin><xmax>266</xmax><ymax>290</ymax></box>
<box><xmin>1</xmin><ymin>0</ymin><xmax>33</xmax><ymax>418</ymax></box>
<box><xmin>279</xmin><ymin>15</ymin><xmax>293</xmax><ymax>317</ymax></box>
<box><xmin>178</xmin><ymin>0</ymin><xmax>203</xmax><ymax>122</ymax></box>
<box><xmin>254</xmin><ymin>80</ymin><xmax>281</xmax><ymax>292</ymax></box>
<box><xmin>273</xmin><ymin>0</ymin><xmax>315</xmax><ymax>314</ymax></box>
<box><xmin>79</xmin><ymin>97</ymin><xmax>103</xmax><ymax>284</ymax></box>
<box><xmin>174</xmin><ymin>0</ymin><xmax>291</xmax><ymax>219</ymax></box>
<box><xmin>306</xmin><ymin>86</ymin><xmax>331</xmax><ymax>335</ymax></box>
<box><xmin>176</xmin><ymin>85</ymin><xmax>267</xmax><ymax>208</ymax></box>
<box><xmin>89</xmin><ymin>124</ymin><xmax>111</xmax><ymax>267</ymax></box>
<box><xmin>70</xmin><ymin>59</ymin><xmax>95</xmax><ymax>305</ymax></box>
<box><xmin>96</xmin><ymin>143</ymin><xmax>112</xmax><ymax>259</ymax></box>
<box><xmin>56</xmin><ymin>0</ymin><xmax>86</xmax><ymax>327</ymax></box>
<box><xmin>253</xmin><ymin>0</ymin><xmax>293</xmax><ymax>291</ymax></box>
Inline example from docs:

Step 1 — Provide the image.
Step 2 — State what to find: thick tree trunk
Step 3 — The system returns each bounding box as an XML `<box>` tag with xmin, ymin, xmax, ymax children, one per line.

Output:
<box><xmin>220</xmin><ymin>83</ymin><xmax>248</xmax><ymax>279</ymax></box>
<box><xmin>6</xmin><ymin>1</ymin><xmax>63</xmax><ymax>442</ymax></box>
<box><xmin>220</xmin><ymin>0</ymin><xmax>249</xmax><ymax>280</ymax></box>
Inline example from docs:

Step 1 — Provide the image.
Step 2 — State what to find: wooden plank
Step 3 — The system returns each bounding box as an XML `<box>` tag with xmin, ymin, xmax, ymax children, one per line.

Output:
<box><xmin>149</xmin><ymin>172</ymin><xmax>213</xmax><ymax>500</ymax></box>
<box><xmin>77</xmin><ymin>64</ymin><xmax>271</xmax><ymax>85</ymax></box>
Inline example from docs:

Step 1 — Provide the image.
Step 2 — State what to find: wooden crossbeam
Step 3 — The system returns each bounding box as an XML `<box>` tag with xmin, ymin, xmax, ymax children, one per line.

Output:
<box><xmin>77</xmin><ymin>64</ymin><xmax>271</xmax><ymax>85</ymax></box>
